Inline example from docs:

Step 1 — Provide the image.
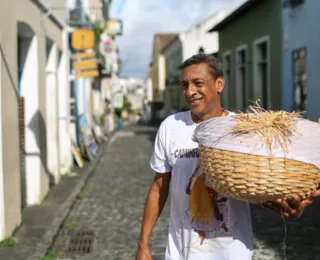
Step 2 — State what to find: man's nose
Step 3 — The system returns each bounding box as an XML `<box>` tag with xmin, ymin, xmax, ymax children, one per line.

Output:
<box><xmin>186</xmin><ymin>83</ymin><xmax>197</xmax><ymax>98</ymax></box>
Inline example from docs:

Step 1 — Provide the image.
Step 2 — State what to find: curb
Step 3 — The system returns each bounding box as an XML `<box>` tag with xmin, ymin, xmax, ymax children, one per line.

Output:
<box><xmin>29</xmin><ymin>136</ymin><xmax>114</xmax><ymax>260</ymax></box>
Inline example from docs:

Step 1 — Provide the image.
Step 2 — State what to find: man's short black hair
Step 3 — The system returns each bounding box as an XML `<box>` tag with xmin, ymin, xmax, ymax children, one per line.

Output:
<box><xmin>182</xmin><ymin>54</ymin><xmax>223</xmax><ymax>80</ymax></box>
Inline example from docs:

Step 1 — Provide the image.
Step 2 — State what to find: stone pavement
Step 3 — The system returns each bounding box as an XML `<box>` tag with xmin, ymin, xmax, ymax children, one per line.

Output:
<box><xmin>0</xmin><ymin>139</ymin><xmax>110</xmax><ymax>260</ymax></box>
<box><xmin>48</xmin><ymin>124</ymin><xmax>320</xmax><ymax>260</ymax></box>
<box><xmin>51</xmin><ymin>125</ymin><xmax>168</xmax><ymax>260</ymax></box>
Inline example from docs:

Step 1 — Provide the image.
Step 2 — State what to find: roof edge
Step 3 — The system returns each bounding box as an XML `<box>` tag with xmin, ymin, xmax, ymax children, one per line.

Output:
<box><xmin>32</xmin><ymin>0</ymin><xmax>66</xmax><ymax>29</ymax></box>
<box><xmin>208</xmin><ymin>0</ymin><xmax>264</xmax><ymax>32</ymax></box>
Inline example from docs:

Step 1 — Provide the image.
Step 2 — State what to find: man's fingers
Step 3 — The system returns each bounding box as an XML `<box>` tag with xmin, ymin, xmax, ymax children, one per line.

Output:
<box><xmin>262</xmin><ymin>201</ymin><xmax>289</xmax><ymax>217</ymax></box>
<box><xmin>262</xmin><ymin>191</ymin><xmax>319</xmax><ymax>219</ymax></box>
<box><xmin>309</xmin><ymin>189</ymin><xmax>320</xmax><ymax>200</ymax></box>
<box><xmin>276</xmin><ymin>199</ymin><xmax>297</xmax><ymax>216</ymax></box>
<box><xmin>286</xmin><ymin>197</ymin><xmax>301</xmax><ymax>210</ymax></box>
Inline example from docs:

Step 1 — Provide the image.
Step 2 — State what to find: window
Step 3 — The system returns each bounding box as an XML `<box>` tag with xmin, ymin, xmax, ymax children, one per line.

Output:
<box><xmin>292</xmin><ymin>48</ymin><xmax>307</xmax><ymax>114</ymax></box>
<box><xmin>235</xmin><ymin>45</ymin><xmax>248</xmax><ymax>111</ymax></box>
<box><xmin>222</xmin><ymin>51</ymin><xmax>232</xmax><ymax>109</ymax></box>
<box><xmin>253</xmin><ymin>36</ymin><xmax>270</xmax><ymax>109</ymax></box>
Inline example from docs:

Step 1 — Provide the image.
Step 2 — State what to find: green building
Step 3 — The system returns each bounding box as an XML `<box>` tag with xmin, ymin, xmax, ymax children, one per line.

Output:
<box><xmin>209</xmin><ymin>0</ymin><xmax>282</xmax><ymax>112</ymax></box>
<box><xmin>162</xmin><ymin>36</ymin><xmax>188</xmax><ymax>115</ymax></box>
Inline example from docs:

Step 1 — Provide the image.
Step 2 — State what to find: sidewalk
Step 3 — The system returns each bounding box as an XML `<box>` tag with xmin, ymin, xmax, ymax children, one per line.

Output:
<box><xmin>0</xmin><ymin>138</ymin><xmax>113</xmax><ymax>260</ymax></box>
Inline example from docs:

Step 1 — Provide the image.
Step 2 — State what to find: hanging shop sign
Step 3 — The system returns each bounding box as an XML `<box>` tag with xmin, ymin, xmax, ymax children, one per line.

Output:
<box><xmin>75</xmin><ymin>70</ymin><xmax>99</xmax><ymax>79</ymax></box>
<box><xmin>72</xmin><ymin>29</ymin><xmax>95</xmax><ymax>51</ymax></box>
<box><xmin>105</xmin><ymin>19</ymin><xmax>123</xmax><ymax>36</ymax></box>
<box><xmin>112</xmin><ymin>92</ymin><xmax>124</xmax><ymax>109</ymax></box>
<box><xmin>72</xmin><ymin>51</ymin><xmax>96</xmax><ymax>60</ymax></box>
<box><xmin>73</xmin><ymin>59</ymin><xmax>97</xmax><ymax>71</ymax></box>
<box><xmin>72</xmin><ymin>51</ymin><xmax>98</xmax><ymax>78</ymax></box>
<box><xmin>99</xmin><ymin>33</ymin><xmax>115</xmax><ymax>56</ymax></box>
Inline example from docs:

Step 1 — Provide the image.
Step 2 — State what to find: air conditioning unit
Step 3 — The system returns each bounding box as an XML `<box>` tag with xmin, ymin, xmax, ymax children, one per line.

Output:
<box><xmin>283</xmin><ymin>0</ymin><xmax>305</xmax><ymax>8</ymax></box>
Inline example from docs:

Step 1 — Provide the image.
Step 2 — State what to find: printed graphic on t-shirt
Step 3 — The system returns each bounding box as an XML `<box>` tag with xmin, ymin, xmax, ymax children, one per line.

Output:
<box><xmin>184</xmin><ymin>154</ymin><xmax>239</xmax><ymax>242</ymax></box>
<box><xmin>174</xmin><ymin>148</ymin><xmax>199</xmax><ymax>158</ymax></box>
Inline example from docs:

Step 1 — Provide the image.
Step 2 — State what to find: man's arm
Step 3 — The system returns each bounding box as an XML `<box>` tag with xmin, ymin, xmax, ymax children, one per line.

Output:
<box><xmin>136</xmin><ymin>172</ymin><xmax>171</xmax><ymax>259</ymax></box>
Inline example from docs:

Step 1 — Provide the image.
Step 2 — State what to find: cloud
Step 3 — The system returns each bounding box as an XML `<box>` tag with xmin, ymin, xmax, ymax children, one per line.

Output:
<box><xmin>110</xmin><ymin>0</ymin><xmax>246</xmax><ymax>79</ymax></box>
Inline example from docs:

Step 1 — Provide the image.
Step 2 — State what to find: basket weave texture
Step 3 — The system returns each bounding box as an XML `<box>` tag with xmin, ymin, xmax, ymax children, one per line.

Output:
<box><xmin>199</xmin><ymin>145</ymin><xmax>320</xmax><ymax>203</ymax></box>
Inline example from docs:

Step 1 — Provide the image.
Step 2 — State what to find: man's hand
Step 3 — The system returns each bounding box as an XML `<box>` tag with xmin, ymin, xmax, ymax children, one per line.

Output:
<box><xmin>261</xmin><ymin>188</ymin><xmax>320</xmax><ymax>219</ymax></box>
<box><xmin>135</xmin><ymin>242</ymin><xmax>152</xmax><ymax>260</ymax></box>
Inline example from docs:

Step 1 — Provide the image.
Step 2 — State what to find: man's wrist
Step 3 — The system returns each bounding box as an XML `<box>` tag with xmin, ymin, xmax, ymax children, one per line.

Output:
<box><xmin>138</xmin><ymin>238</ymin><xmax>149</xmax><ymax>249</ymax></box>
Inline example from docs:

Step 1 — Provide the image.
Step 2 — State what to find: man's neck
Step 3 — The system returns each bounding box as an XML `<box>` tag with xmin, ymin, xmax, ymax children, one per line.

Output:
<box><xmin>191</xmin><ymin>108</ymin><xmax>227</xmax><ymax>123</ymax></box>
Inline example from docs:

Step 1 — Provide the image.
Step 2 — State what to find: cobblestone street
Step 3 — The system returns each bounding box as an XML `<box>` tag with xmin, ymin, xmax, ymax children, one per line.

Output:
<box><xmin>51</xmin><ymin>125</ymin><xmax>320</xmax><ymax>260</ymax></box>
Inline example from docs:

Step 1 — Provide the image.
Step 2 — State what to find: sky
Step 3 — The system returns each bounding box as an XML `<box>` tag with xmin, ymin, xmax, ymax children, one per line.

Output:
<box><xmin>110</xmin><ymin>0</ymin><xmax>246</xmax><ymax>80</ymax></box>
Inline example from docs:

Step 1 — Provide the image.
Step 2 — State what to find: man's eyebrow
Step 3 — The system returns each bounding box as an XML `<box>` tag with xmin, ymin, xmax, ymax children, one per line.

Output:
<box><xmin>181</xmin><ymin>80</ymin><xmax>187</xmax><ymax>85</ymax></box>
<box><xmin>181</xmin><ymin>78</ymin><xmax>204</xmax><ymax>83</ymax></box>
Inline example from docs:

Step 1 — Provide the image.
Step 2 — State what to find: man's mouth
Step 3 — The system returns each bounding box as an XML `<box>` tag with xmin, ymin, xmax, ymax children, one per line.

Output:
<box><xmin>189</xmin><ymin>98</ymin><xmax>203</xmax><ymax>106</ymax></box>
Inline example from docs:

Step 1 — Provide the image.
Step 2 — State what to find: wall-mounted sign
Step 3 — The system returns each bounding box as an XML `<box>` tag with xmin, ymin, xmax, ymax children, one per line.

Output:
<box><xmin>99</xmin><ymin>38</ymin><xmax>114</xmax><ymax>56</ymax></box>
<box><xmin>75</xmin><ymin>70</ymin><xmax>99</xmax><ymax>78</ymax></box>
<box><xmin>112</xmin><ymin>92</ymin><xmax>124</xmax><ymax>109</ymax></box>
<box><xmin>72</xmin><ymin>52</ymin><xmax>96</xmax><ymax>60</ymax></box>
<box><xmin>73</xmin><ymin>59</ymin><xmax>97</xmax><ymax>71</ymax></box>
<box><xmin>72</xmin><ymin>29</ymin><xmax>95</xmax><ymax>51</ymax></box>
<box><xmin>105</xmin><ymin>19</ymin><xmax>123</xmax><ymax>36</ymax></box>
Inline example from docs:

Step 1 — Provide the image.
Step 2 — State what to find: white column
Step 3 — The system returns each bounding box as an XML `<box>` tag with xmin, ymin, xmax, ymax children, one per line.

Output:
<box><xmin>69</xmin><ymin>82</ymin><xmax>77</xmax><ymax>144</ymax></box>
<box><xmin>58</xmin><ymin>30</ymin><xmax>72</xmax><ymax>175</ymax></box>
<box><xmin>20</xmin><ymin>36</ymin><xmax>41</xmax><ymax>205</ymax></box>
<box><xmin>46</xmin><ymin>43</ymin><xmax>60</xmax><ymax>184</ymax></box>
<box><xmin>85</xmin><ymin>78</ymin><xmax>92</xmax><ymax>130</ymax></box>
<box><xmin>77</xmin><ymin>78</ymin><xmax>85</xmax><ymax>116</ymax></box>
<box><xmin>147</xmin><ymin>77</ymin><xmax>153</xmax><ymax>102</ymax></box>
<box><xmin>0</xmin><ymin>34</ymin><xmax>5</xmax><ymax>240</ymax></box>
<box><xmin>93</xmin><ymin>80</ymin><xmax>101</xmax><ymax>116</ymax></box>
<box><xmin>158</xmin><ymin>55</ymin><xmax>166</xmax><ymax>101</ymax></box>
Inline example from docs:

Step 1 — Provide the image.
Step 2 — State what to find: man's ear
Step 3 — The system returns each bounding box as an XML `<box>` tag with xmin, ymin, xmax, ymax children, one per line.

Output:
<box><xmin>216</xmin><ymin>77</ymin><xmax>225</xmax><ymax>94</ymax></box>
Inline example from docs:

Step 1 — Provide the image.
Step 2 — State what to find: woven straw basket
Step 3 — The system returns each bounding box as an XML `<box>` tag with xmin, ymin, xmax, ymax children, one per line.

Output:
<box><xmin>199</xmin><ymin>145</ymin><xmax>320</xmax><ymax>203</ymax></box>
<box><xmin>195</xmin><ymin>107</ymin><xmax>320</xmax><ymax>203</ymax></box>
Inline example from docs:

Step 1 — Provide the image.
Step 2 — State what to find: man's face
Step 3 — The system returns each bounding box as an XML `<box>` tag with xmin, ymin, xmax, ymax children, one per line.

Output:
<box><xmin>181</xmin><ymin>62</ymin><xmax>224</xmax><ymax>117</ymax></box>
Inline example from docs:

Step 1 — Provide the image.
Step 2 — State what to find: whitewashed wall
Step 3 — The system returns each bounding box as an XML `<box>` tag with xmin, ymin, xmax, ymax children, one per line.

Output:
<box><xmin>181</xmin><ymin>10</ymin><xmax>229</xmax><ymax>61</ymax></box>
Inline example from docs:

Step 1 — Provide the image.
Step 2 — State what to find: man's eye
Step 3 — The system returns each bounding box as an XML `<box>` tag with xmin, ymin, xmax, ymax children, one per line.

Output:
<box><xmin>195</xmin><ymin>82</ymin><xmax>203</xmax><ymax>86</ymax></box>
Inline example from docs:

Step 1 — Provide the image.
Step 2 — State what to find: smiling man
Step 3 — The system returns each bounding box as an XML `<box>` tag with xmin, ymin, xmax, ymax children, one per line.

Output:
<box><xmin>135</xmin><ymin>54</ymin><xmax>317</xmax><ymax>260</ymax></box>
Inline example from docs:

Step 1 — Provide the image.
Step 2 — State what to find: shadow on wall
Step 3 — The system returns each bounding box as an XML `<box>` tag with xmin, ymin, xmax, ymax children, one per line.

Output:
<box><xmin>0</xmin><ymin>43</ymin><xmax>19</xmax><ymax>101</ymax></box>
<box><xmin>27</xmin><ymin>110</ymin><xmax>55</xmax><ymax>186</ymax></box>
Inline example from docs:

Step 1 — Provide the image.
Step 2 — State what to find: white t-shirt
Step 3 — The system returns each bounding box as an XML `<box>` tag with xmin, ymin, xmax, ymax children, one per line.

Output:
<box><xmin>150</xmin><ymin>111</ymin><xmax>253</xmax><ymax>260</ymax></box>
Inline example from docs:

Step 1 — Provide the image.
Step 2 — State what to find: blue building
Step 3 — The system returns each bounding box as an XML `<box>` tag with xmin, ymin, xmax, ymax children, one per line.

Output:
<box><xmin>282</xmin><ymin>0</ymin><xmax>320</xmax><ymax>121</ymax></box>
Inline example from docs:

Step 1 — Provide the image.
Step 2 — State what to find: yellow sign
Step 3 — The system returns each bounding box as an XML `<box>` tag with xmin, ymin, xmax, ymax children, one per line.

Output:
<box><xmin>75</xmin><ymin>70</ymin><xmax>99</xmax><ymax>78</ymax></box>
<box><xmin>72</xmin><ymin>52</ymin><xmax>96</xmax><ymax>60</ymax></box>
<box><xmin>73</xmin><ymin>59</ymin><xmax>97</xmax><ymax>71</ymax></box>
<box><xmin>72</xmin><ymin>29</ymin><xmax>95</xmax><ymax>50</ymax></box>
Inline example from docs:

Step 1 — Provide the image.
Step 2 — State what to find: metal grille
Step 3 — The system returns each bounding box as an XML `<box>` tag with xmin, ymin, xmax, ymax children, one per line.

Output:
<box><xmin>68</xmin><ymin>230</ymin><xmax>94</xmax><ymax>254</ymax></box>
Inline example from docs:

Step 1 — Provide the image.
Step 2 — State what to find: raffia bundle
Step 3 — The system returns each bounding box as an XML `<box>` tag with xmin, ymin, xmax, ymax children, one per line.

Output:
<box><xmin>228</xmin><ymin>105</ymin><xmax>300</xmax><ymax>153</ymax></box>
<box><xmin>193</xmin><ymin>104</ymin><xmax>320</xmax><ymax>204</ymax></box>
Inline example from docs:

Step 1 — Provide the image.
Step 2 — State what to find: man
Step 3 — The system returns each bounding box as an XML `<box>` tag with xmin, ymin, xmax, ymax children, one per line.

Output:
<box><xmin>136</xmin><ymin>54</ymin><xmax>320</xmax><ymax>260</ymax></box>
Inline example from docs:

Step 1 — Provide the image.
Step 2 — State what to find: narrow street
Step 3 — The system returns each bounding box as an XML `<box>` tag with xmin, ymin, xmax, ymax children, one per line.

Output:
<box><xmin>51</xmin><ymin>125</ymin><xmax>169</xmax><ymax>260</ymax></box>
<box><xmin>51</xmin><ymin>125</ymin><xmax>320</xmax><ymax>260</ymax></box>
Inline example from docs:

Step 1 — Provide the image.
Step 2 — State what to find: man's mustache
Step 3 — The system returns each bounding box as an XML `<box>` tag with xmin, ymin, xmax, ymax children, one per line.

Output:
<box><xmin>188</xmin><ymin>95</ymin><xmax>203</xmax><ymax>102</ymax></box>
